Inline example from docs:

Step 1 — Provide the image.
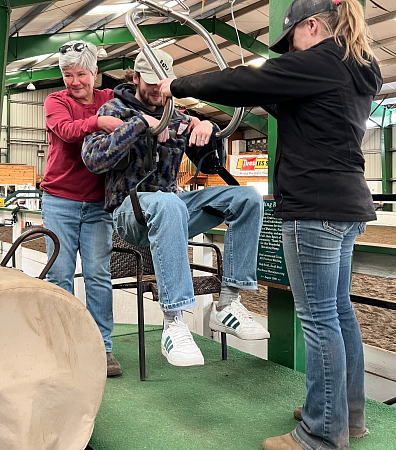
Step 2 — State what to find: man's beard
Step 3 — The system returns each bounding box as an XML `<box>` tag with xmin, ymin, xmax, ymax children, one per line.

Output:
<box><xmin>138</xmin><ymin>87</ymin><xmax>162</xmax><ymax>107</ymax></box>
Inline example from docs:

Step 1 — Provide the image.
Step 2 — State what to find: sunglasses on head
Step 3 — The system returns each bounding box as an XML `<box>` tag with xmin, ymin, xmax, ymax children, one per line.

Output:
<box><xmin>59</xmin><ymin>42</ymin><xmax>87</xmax><ymax>54</ymax></box>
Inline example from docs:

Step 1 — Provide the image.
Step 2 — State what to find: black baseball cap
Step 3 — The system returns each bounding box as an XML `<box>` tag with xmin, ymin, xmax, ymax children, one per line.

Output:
<box><xmin>269</xmin><ymin>0</ymin><xmax>339</xmax><ymax>54</ymax></box>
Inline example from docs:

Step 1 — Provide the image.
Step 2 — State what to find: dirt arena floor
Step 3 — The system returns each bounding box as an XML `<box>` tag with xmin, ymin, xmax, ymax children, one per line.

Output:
<box><xmin>1</xmin><ymin>224</ymin><xmax>395</xmax><ymax>353</ymax></box>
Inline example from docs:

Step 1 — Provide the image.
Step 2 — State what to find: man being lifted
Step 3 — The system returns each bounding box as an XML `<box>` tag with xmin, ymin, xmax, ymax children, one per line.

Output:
<box><xmin>82</xmin><ymin>49</ymin><xmax>269</xmax><ymax>367</ymax></box>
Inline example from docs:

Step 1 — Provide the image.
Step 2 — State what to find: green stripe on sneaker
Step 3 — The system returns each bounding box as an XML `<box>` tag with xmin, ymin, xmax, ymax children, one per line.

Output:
<box><xmin>227</xmin><ymin>317</ymin><xmax>237</xmax><ymax>327</ymax></box>
<box><xmin>222</xmin><ymin>313</ymin><xmax>233</xmax><ymax>325</ymax></box>
<box><xmin>165</xmin><ymin>336</ymin><xmax>170</xmax><ymax>346</ymax></box>
<box><xmin>165</xmin><ymin>338</ymin><xmax>172</xmax><ymax>351</ymax></box>
<box><xmin>232</xmin><ymin>321</ymin><xmax>240</xmax><ymax>330</ymax></box>
<box><xmin>167</xmin><ymin>344</ymin><xmax>173</xmax><ymax>352</ymax></box>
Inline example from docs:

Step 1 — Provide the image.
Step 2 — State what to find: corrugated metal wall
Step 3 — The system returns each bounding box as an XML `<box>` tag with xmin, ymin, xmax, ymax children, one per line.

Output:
<box><xmin>243</xmin><ymin>129</ymin><xmax>265</xmax><ymax>140</ymax></box>
<box><xmin>361</xmin><ymin>128</ymin><xmax>382</xmax><ymax>194</ymax></box>
<box><xmin>1</xmin><ymin>87</ymin><xmax>61</xmax><ymax>180</ymax></box>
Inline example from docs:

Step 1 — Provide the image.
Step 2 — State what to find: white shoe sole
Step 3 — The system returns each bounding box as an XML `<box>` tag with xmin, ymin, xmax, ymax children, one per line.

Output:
<box><xmin>209</xmin><ymin>320</ymin><xmax>270</xmax><ymax>340</ymax></box>
<box><xmin>161</xmin><ymin>347</ymin><xmax>204</xmax><ymax>367</ymax></box>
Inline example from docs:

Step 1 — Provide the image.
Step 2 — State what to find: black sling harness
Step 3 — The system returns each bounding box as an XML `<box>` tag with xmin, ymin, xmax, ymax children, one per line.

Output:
<box><xmin>114</xmin><ymin>126</ymin><xmax>239</xmax><ymax>226</ymax></box>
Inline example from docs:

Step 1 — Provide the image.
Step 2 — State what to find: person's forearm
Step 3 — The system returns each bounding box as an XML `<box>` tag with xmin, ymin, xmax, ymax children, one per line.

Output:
<box><xmin>82</xmin><ymin>117</ymin><xmax>148</xmax><ymax>173</ymax></box>
<box><xmin>49</xmin><ymin>115</ymin><xmax>99</xmax><ymax>143</ymax></box>
<box><xmin>44</xmin><ymin>97</ymin><xmax>99</xmax><ymax>143</ymax></box>
<box><xmin>170</xmin><ymin>52</ymin><xmax>347</xmax><ymax>107</ymax></box>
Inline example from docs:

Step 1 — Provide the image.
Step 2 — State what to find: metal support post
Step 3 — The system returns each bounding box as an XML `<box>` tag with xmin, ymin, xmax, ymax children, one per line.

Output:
<box><xmin>0</xmin><ymin>0</ymin><xmax>10</xmax><ymax>125</ymax></box>
<box><xmin>381</xmin><ymin>126</ymin><xmax>392</xmax><ymax>211</ymax></box>
<box><xmin>6</xmin><ymin>89</ymin><xmax>10</xmax><ymax>162</ymax></box>
<box><xmin>266</xmin><ymin>0</ymin><xmax>305</xmax><ymax>372</ymax></box>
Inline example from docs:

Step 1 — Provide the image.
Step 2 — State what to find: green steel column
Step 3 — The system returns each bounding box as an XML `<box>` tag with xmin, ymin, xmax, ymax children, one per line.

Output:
<box><xmin>0</xmin><ymin>0</ymin><xmax>10</xmax><ymax>125</ymax></box>
<box><xmin>6</xmin><ymin>89</ymin><xmax>10</xmax><ymax>162</ymax></box>
<box><xmin>267</xmin><ymin>0</ymin><xmax>305</xmax><ymax>372</ymax></box>
<box><xmin>381</xmin><ymin>126</ymin><xmax>392</xmax><ymax>211</ymax></box>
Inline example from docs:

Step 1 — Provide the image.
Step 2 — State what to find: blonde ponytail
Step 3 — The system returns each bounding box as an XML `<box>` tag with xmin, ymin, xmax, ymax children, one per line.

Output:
<box><xmin>314</xmin><ymin>0</ymin><xmax>376</xmax><ymax>65</ymax></box>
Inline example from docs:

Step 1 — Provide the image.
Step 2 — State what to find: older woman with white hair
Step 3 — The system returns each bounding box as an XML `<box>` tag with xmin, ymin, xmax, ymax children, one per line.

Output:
<box><xmin>41</xmin><ymin>40</ymin><xmax>124</xmax><ymax>377</ymax></box>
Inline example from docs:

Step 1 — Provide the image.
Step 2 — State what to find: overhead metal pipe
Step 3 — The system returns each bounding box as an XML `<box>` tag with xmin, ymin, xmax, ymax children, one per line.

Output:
<box><xmin>126</xmin><ymin>0</ymin><xmax>244</xmax><ymax>139</ymax></box>
<box><xmin>0</xmin><ymin>0</ymin><xmax>11</xmax><ymax>126</ymax></box>
<box><xmin>126</xmin><ymin>7</ymin><xmax>174</xmax><ymax>136</ymax></box>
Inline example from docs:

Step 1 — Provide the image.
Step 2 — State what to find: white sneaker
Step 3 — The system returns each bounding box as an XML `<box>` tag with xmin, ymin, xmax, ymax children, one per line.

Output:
<box><xmin>161</xmin><ymin>317</ymin><xmax>204</xmax><ymax>367</ymax></box>
<box><xmin>209</xmin><ymin>298</ymin><xmax>270</xmax><ymax>340</ymax></box>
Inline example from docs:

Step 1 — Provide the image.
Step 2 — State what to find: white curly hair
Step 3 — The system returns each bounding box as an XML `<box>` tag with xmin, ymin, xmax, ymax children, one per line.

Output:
<box><xmin>59</xmin><ymin>40</ymin><xmax>98</xmax><ymax>75</ymax></box>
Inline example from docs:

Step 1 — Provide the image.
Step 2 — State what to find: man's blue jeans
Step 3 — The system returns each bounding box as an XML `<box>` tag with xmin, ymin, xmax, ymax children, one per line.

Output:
<box><xmin>113</xmin><ymin>186</ymin><xmax>264</xmax><ymax>311</ymax></box>
<box><xmin>42</xmin><ymin>192</ymin><xmax>114</xmax><ymax>352</ymax></box>
<box><xmin>282</xmin><ymin>220</ymin><xmax>366</xmax><ymax>450</ymax></box>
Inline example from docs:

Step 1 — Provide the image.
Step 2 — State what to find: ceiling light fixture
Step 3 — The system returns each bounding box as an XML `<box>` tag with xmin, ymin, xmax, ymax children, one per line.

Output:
<box><xmin>97</xmin><ymin>47</ymin><xmax>108</xmax><ymax>58</ymax></box>
<box><xmin>27</xmin><ymin>82</ymin><xmax>36</xmax><ymax>91</ymax></box>
<box><xmin>87</xmin><ymin>3</ymin><xmax>140</xmax><ymax>15</ymax></box>
<box><xmin>248</xmin><ymin>57</ymin><xmax>266</xmax><ymax>67</ymax></box>
<box><xmin>151</xmin><ymin>39</ymin><xmax>177</xmax><ymax>49</ymax></box>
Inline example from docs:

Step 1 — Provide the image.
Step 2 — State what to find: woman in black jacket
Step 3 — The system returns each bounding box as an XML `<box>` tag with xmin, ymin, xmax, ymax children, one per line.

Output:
<box><xmin>159</xmin><ymin>0</ymin><xmax>382</xmax><ymax>449</ymax></box>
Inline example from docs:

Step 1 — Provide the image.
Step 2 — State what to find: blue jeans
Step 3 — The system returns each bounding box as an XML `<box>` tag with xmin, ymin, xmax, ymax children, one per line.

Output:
<box><xmin>113</xmin><ymin>186</ymin><xmax>264</xmax><ymax>311</ymax></box>
<box><xmin>282</xmin><ymin>220</ymin><xmax>366</xmax><ymax>450</ymax></box>
<box><xmin>41</xmin><ymin>192</ymin><xmax>114</xmax><ymax>352</ymax></box>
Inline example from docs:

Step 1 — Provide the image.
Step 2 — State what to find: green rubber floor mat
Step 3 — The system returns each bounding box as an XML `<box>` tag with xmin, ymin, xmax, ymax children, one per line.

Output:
<box><xmin>89</xmin><ymin>324</ymin><xmax>396</xmax><ymax>450</ymax></box>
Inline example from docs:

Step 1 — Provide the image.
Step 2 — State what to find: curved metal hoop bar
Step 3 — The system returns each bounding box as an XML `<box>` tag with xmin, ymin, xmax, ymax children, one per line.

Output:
<box><xmin>126</xmin><ymin>9</ymin><xmax>174</xmax><ymax>136</ymax></box>
<box><xmin>0</xmin><ymin>228</ymin><xmax>60</xmax><ymax>280</ymax></box>
<box><xmin>126</xmin><ymin>0</ymin><xmax>244</xmax><ymax>139</ymax></box>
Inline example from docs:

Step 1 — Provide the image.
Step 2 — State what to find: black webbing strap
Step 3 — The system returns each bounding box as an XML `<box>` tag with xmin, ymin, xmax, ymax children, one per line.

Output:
<box><xmin>129</xmin><ymin>128</ymin><xmax>158</xmax><ymax>226</ymax></box>
<box><xmin>190</xmin><ymin>148</ymin><xmax>215</xmax><ymax>186</ymax></box>
<box><xmin>190</xmin><ymin>132</ymin><xmax>239</xmax><ymax>187</ymax></box>
<box><xmin>130</xmin><ymin>189</ymin><xmax>146</xmax><ymax>226</ymax></box>
<box><xmin>216</xmin><ymin>167</ymin><xmax>239</xmax><ymax>186</ymax></box>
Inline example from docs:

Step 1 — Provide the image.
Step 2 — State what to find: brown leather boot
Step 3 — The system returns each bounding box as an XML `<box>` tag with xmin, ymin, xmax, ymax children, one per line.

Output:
<box><xmin>106</xmin><ymin>352</ymin><xmax>122</xmax><ymax>377</ymax></box>
<box><xmin>262</xmin><ymin>433</ymin><xmax>303</xmax><ymax>450</ymax></box>
<box><xmin>294</xmin><ymin>406</ymin><xmax>369</xmax><ymax>438</ymax></box>
<box><xmin>294</xmin><ymin>406</ymin><xmax>303</xmax><ymax>421</ymax></box>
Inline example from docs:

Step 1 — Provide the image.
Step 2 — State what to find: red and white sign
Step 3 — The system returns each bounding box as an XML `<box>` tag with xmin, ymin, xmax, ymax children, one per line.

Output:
<box><xmin>230</xmin><ymin>155</ymin><xmax>268</xmax><ymax>176</ymax></box>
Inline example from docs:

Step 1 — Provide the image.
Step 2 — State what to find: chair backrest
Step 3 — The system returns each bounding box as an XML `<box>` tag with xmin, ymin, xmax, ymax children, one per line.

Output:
<box><xmin>111</xmin><ymin>231</ymin><xmax>155</xmax><ymax>279</ymax></box>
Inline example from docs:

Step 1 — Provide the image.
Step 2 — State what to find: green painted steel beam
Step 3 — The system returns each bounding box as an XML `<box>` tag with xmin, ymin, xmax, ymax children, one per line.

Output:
<box><xmin>206</xmin><ymin>102</ymin><xmax>268</xmax><ymax>135</ymax></box>
<box><xmin>381</xmin><ymin>126</ymin><xmax>392</xmax><ymax>211</ymax></box>
<box><xmin>266</xmin><ymin>0</ymin><xmax>306</xmax><ymax>374</ymax></box>
<box><xmin>7</xmin><ymin>18</ymin><xmax>269</xmax><ymax>64</ymax></box>
<box><xmin>6</xmin><ymin>22</ymin><xmax>199</xmax><ymax>64</ymax></box>
<box><xmin>354</xmin><ymin>243</ymin><xmax>396</xmax><ymax>256</ymax></box>
<box><xmin>6</xmin><ymin>57</ymin><xmax>134</xmax><ymax>85</ymax></box>
<box><xmin>6</xmin><ymin>90</ymin><xmax>10</xmax><ymax>162</ymax></box>
<box><xmin>0</xmin><ymin>0</ymin><xmax>11</xmax><ymax>123</ymax></box>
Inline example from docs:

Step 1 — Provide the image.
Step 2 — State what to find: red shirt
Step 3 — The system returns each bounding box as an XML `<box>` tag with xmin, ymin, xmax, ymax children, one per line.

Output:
<box><xmin>41</xmin><ymin>88</ymin><xmax>114</xmax><ymax>202</ymax></box>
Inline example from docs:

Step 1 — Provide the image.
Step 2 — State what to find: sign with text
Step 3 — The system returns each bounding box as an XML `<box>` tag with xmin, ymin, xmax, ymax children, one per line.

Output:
<box><xmin>230</xmin><ymin>155</ymin><xmax>268</xmax><ymax>177</ymax></box>
<box><xmin>257</xmin><ymin>198</ymin><xmax>290</xmax><ymax>289</ymax></box>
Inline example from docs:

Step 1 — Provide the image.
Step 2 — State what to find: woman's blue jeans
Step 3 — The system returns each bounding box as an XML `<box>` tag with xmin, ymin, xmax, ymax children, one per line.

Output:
<box><xmin>42</xmin><ymin>192</ymin><xmax>114</xmax><ymax>352</ymax></box>
<box><xmin>113</xmin><ymin>186</ymin><xmax>264</xmax><ymax>311</ymax></box>
<box><xmin>282</xmin><ymin>220</ymin><xmax>366</xmax><ymax>450</ymax></box>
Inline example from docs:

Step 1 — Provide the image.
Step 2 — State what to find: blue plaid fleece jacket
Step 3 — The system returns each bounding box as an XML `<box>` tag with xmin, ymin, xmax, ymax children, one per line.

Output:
<box><xmin>82</xmin><ymin>93</ymin><xmax>195</xmax><ymax>212</ymax></box>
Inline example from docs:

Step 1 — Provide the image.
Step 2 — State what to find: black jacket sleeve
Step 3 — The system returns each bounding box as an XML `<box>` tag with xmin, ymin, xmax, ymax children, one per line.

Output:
<box><xmin>170</xmin><ymin>47</ymin><xmax>350</xmax><ymax>107</ymax></box>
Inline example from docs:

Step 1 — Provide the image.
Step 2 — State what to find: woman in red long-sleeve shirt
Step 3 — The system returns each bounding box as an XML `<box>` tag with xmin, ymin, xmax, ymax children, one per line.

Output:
<box><xmin>41</xmin><ymin>40</ymin><xmax>123</xmax><ymax>377</ymax></box>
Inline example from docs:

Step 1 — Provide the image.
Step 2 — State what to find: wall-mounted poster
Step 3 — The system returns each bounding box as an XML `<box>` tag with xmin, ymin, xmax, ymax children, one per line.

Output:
<box><xmin>229</xmin><ymin>154</ymin><xmax>268</xmax><ymax>176</ymax></box>
<box><xmin>257</xmin><ymin>196</ymin><xmax>291</xmax><ymax>290</ymax></box>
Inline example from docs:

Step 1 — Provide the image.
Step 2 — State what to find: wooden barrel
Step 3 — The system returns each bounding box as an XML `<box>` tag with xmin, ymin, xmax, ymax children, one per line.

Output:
<box><xmin>0</xmin><ymin>267</ymin><xmax>107</xmax><ymax>450</ymax></box>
